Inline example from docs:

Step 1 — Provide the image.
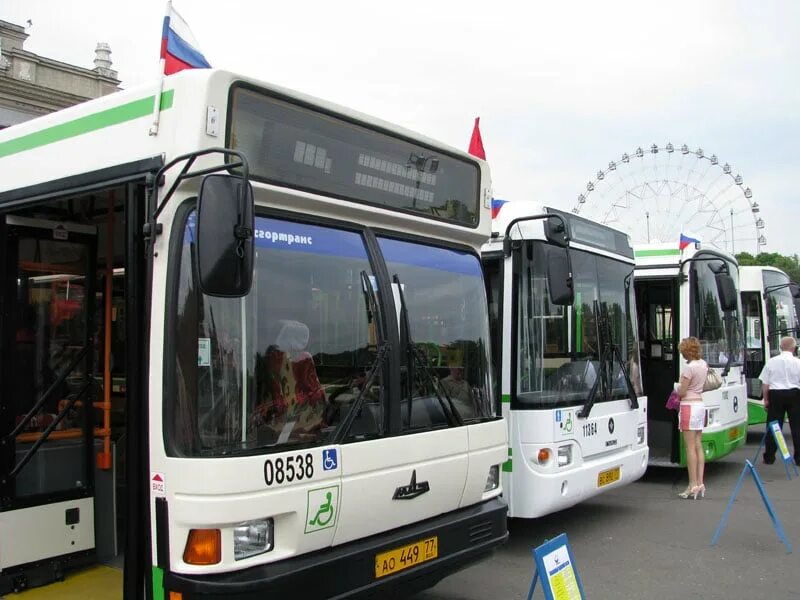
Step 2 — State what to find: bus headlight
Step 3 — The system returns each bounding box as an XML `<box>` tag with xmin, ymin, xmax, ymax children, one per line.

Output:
<box><xmin>484</xmin><ymin>465</ymin><xmax>500</xmax><ymax>492</ymax></box>
<box><xmin>234</xmin><ymin>518</ymin><xmax>274</xmax><ymax>561</ymax></box>
<box><xmin>637</xmin><ymin>425</ymin><xmax>646</xmax><ymax>445</ymax></box>
<box><xmin>557</xmin><ymin>445</ymin><xmax>572</xmax><ymax>467</ymax></box>
<box><xmin>707</xmin><ymin>409</ymin><xmax>718</xmax><ymax>426</ymax></box>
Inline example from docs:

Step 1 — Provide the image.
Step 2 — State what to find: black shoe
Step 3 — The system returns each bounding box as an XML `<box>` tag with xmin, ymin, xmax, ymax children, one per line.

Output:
<box><xmin>763</xmin><ymin>453</ymin><xmax>775</xmax><ymax>465</ymax></box>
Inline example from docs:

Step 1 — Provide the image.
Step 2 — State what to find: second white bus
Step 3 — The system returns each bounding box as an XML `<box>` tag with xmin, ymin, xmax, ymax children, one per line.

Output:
<box><xmin>482</xmin><ymin>202</ymin><xmax>648</xmax><ymax>518</ymax></box>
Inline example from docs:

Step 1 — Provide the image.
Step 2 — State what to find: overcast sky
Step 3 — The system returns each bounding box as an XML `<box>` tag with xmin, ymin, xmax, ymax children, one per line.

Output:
<box><xmin>3</xmin><ymin>1</ymin><xmax>798</xmax><ymax>256</ymax></box>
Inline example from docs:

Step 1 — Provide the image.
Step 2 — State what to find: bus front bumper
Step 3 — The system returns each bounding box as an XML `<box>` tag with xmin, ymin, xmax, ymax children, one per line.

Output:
<box><xmin>509</xmin><ymin>445</ymin><xmax>648</xmax><ymax>518</ymax></box>
<box><xmin>163</xmin><ymin>498</ymin><xmax>508</xmax><ymax>600</ymax></box>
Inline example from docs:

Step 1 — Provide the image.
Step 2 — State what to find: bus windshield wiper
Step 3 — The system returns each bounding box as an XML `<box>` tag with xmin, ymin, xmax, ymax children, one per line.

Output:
<box><xmin>393</xmin><ymin>274</ymin><xmax>463</xmax><ymax>427</ymax></box>
<box><xmin>578</xmin><ymin>301</ymin><xmax>639</xmax><ymax>418</ymax></box>
<box><xmin>332</xmin><ymin>271</ymin><xmax>390</xmax><ymax>443</ymax></box>
<box><xmin>332</xmin><ymin>342</ymin><xmax>389</xmax><ymax>444</ymax></box>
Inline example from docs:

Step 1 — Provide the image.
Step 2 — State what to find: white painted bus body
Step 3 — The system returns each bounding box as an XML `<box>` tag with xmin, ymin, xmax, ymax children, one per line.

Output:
<box><xmin>483</xmin><ymin>201</ymin><xmax>647</xmax><ymax>519</ymax></box>
<box><xmin>0</xmin><ymin>69</ymin><xmax>507</xmax><ymax>598</ymax></box>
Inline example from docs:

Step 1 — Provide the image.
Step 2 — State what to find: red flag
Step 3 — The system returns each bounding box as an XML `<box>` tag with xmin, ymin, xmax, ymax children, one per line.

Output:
<box><xmin>468</xmin><ymin>117</ymin><xmax>486</xmax><ymax>160</ymax></box>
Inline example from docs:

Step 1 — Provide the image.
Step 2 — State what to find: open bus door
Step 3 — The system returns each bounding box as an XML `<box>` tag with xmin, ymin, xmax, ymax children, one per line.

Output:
<box><xmin>0</xmin><ymin>177</ymin><xmax>149</xmax><ymax>598</ymax></box>
<box><xmin>635</xmin><ymin>278</ymin><xmax>680</xmax><ymax>465</ymax></box>
<box><xmin>0</xmin><ymin>217</ymin><xmax>101</xmax><ymax>591</ymax></box>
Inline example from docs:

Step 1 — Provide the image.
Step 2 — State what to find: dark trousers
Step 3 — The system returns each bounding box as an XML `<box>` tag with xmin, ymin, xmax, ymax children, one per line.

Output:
<box><xmin>765</xmin><ymin>388</ymin><xmax>800</xmax><ymax>461</ymax></box>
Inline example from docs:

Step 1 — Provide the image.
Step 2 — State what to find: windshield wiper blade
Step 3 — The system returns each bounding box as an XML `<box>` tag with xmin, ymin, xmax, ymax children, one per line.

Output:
<box><xmin>577</xmin><ymin>301</ymin><xmax>639</xmax><ymax>418</ymax></box>
<box><xmin>330</xmin><ymin>270</ymin><xmax>389</xmax><ymax>443</ymax></box>
<box><xmin>393</xmin><ymin>274</ymin><xmax>463</xmax><ymax>427</ymax></box>
<box><xmin>332</xmin><ymin>342</ymin><xmax>390</xmax><ymax>444</ymax></box>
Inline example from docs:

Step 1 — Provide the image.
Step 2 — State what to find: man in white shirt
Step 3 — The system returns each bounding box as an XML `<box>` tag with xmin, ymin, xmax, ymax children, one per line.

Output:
<box><xmin>759</xmin><ymin>336</ymin><xmax>800</xmax><ymax>464</ymax></box>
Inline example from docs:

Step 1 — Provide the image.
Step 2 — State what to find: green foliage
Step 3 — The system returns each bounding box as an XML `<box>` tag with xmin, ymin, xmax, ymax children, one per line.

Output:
<box><xmin>736</xmin><ymin>252</ymin><xmax>800</xmax><ymax>283</ymax></box>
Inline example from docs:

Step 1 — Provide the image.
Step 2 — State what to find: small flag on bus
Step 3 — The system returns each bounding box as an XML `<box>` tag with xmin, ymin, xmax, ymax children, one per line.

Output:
<box><xmin>160</xmin><ymin>3</ymin><xmax>211</xmax><ymax>75</ymax></box>
<box><xmin>679</xmin><ymin>233</ymin><xmax>700</xmax><ymax>250</ymax></box>
<box><xmin>468</xmin><ymin>117</ymin><xmax>486</xmax><ymax>160</ymax></box>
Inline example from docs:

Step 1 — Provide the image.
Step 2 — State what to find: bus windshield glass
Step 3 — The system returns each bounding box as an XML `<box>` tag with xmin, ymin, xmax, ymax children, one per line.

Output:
<box><xmin>379</xmin><ymin>238</ymin><xmax>494</xmax><ymax>425</ymax></box>
<box><xmin>170</xmin><ymin>213</ymin><xmax>385</xmax><ymax>457</ymax></box>
<box><xmin>228</xmin><ymin>86</ymin><xmax>480</xmax><ymax>226</ymax></box>
<box><xmin>690</xmin><ymin>254</ymin><xmax>743</xmax><ymax>368</ymax></box>
<box><xmin>516</xmin><ymin>243</ymin><xmax>641</xmax><ymax>409</ymax></box>
<box><xmin>763</xmin><ymin>270</ymin><xmax>800</xmax><ymax>352</ymax></box>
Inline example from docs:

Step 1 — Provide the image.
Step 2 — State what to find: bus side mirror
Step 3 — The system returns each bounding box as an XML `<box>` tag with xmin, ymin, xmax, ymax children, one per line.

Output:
<box><xmin>715</xmin><ymin>273</ymin><xmax>738</xmax><ymax>311</ymax></box>
<box><xmin>544</xmin><ymin>216</ymin><xmax>570</xmax><ymax>248</ymax></box>
<box><xmin>547</xmin><ymin>246</ymin><xmax>574</xmax><ymax>306</ymax></box>
<box><xmin>790</xmin><ymin>283</ymin><xmax>800</xmax><ymax>299</ymax></box>
<box><xmin>196</xmin><ymin>174</ymin><xmax>255</xmax><ymax>298</ymax></box>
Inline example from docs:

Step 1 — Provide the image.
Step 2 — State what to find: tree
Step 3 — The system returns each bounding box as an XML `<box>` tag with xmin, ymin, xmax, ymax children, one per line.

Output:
<box><xmin>735</xmin><ymin>252</ymin><xmax>800</xmax><ymax>283</ymax></box>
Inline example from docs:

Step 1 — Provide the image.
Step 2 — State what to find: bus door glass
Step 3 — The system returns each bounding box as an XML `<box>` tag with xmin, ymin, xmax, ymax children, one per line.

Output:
<box><xmin>1</xmin><ymin>218</ymin><xmax>96</xmax><ymax>504</ymax></box>
<box><xmin>740</xmin><ymin>290</ymin><xmax>764</xmax><ymax>398</ymax></box>
<box><xmin>634</xmin><ymin>278</ymin><xmax>677</xmax><ymax>461</ymax></box>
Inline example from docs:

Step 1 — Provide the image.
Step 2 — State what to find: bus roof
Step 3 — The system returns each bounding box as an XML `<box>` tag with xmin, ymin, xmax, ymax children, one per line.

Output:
<box><xmin>487</xmin><ymin>200</ymin><xmax>633</xmax><ymax>258</ymax></box>
<box><xmin>0</xmin><ymin>69</ymin><xmax>492</xmax><ymax>246</ymax></box>
<box><xmin>740</xmin><ymin>265</ymin><xmax>791</xmax><ymax>292</ymax></box>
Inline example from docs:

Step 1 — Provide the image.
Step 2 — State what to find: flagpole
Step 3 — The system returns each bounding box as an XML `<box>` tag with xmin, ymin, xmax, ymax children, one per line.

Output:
<box><xmin>149</xmin><ymin>0</ymin><xmax>172</xmax><ymax>136</ymax></box>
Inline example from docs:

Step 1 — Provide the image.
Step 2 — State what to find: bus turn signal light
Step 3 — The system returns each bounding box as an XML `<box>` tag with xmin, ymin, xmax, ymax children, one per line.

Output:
<box><xmin>537</xmin><ymin>448</ymin><xmax>551</xmax><ymax>464</ymax></box>
<box><xmin>183</xmin><ymin>529</ymin><xmax>221</xmax><ymax>565</ymax></box>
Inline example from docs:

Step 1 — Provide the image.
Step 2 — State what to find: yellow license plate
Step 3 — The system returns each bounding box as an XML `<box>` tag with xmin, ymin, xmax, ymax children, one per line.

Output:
<box><xmin>375</xmin><ymin>536</ymin><xmax>438</xmax><ymax>579</ymax></box>
<box><xmin>728</xmin><ymin>427</ymin><xmax>740</xmax><ymax>441</ymax></box>
<box><xmin>597</xmin><ymin>466</ymin><xmax>621</xmax><ymax>487</ymax></box>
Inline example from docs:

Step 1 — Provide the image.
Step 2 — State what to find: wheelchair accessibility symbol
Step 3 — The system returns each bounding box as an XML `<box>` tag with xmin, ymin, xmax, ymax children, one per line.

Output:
<box><xmin>323</xmin><ymin>448</ymin><xmax>338</xmax><ymax>471</ymax></box>
<box><xmin>305</xmin><ymin>485</ymin><xmax>340</xmax><ymax>534</ymax></box>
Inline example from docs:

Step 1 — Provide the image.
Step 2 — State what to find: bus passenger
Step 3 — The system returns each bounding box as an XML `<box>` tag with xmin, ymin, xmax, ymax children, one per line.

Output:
<box><xmin>441</xmin><ymin>349</ymin><xmax>475</xmax><ymax>419</ymax></box>
<box><xmin>252</xmin><ymin>320</ymin><xmax>327</xmax><ymax>438</ymax></box>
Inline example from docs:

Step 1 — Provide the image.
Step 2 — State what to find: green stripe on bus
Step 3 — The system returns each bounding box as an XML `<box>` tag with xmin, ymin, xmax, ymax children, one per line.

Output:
<box><xmin>152</xmin><ymin>566</ymin><xmax>165</xmax><ymax>600</ymax></box>
<box><xmin>0</xmin><ymin>89</ymin><xmax>174</xmax><ymax>159</ymax></box>
<box><xmin>634</xmin><ymin>248</ymin><xmax>681</xmax><ymax>257</ymax></box>
<box><xmin>501</xmin><ymin>394</ymin><xmax>511</xmax><ymax>403</ymax></box>
<box><xmin>502</xmin><ymin>447</ymin><xmax>512</xmax><ymax>472</ymax></box>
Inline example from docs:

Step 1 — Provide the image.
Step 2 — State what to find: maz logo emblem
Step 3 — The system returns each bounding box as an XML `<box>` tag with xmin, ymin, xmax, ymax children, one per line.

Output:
<box><xmin>608</xmin><ymin>418</ymin><xmax>615</xmax><ymax>434</ymax></box>
<box><xmin>393</xmin><ymin>470</ymin><xmax>430</xmax><ymax>500</ymax></box>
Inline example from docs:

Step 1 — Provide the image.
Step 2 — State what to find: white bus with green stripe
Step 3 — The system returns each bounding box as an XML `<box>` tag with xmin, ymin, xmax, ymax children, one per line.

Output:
<box><xmin>634</xmin><ymin>242</ymin><xmax>747</xmax><ymax>466</ymax></box>
<box><xmin>482</xmin><ymin>201</ymin><xmax>648</xmax><ymax>519</ymax></box>
<box><xmin>0</xmin><ymin>69</ymin><xmax>508</xmax><ymax>599</ymax></box>
<box><xmin>739</xmin><ymin>265</ymin><xmax>800</xmax><ymax>425</ymax></box>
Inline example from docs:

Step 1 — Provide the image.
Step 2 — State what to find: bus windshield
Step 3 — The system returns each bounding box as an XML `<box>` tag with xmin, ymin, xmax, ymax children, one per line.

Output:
<box><xmin>169</xmin><ymin>213</ymin><xmax>493</xmax><ymax>457</ymax></box>
<box><xmin>379</xmin><ymin>238</ymin><xmax>494</xmax><ymax>425</ymax></box>
<box><xmin>763</xmin><ymin>271</ymin><xmax>800</xmax><ymax>352</ymax></box>
<box><xmin>690</xmin><ymin>254</ymin><xmax>743</xmax><ymax>368</ymax></box>
<box><xmin>516</xmin><ymin>243</ymin><xmax>641</xmax><ymax>409</ymax></box>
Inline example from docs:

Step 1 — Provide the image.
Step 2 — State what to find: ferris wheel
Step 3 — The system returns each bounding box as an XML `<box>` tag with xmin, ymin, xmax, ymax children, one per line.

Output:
<box><xmin>571</xmin><ymin>143</ymin><xmax>765</xmax><ymax>254</ymax></box>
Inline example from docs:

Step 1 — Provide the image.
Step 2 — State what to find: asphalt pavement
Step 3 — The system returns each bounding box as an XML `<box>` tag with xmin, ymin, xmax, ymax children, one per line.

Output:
<box><xmin>417</xmin><ymin>426</ymin><xmax>800</xmax><ymax>599</ymax></box>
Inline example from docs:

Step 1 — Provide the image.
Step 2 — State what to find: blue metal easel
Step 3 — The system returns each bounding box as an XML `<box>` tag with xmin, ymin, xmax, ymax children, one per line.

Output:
<box><xmin>752</xmin><ymin>420</ymin><xmax>799</xmax><ymax>480</ymax></box>
<box><xmin>711</xmin><ymin>459</ymin><xmax>792</xmax><ymax>553</ymax></box>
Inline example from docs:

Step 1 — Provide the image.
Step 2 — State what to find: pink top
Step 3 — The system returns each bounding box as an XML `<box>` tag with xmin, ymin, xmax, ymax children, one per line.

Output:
<box><xmin>680</xmin><ymin>359</ymin><xmax>708</xmax><ymax>402</ymax></box>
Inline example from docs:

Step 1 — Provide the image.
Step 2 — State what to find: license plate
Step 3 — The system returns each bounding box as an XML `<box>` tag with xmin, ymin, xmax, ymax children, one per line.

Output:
<box><xmin>728</xmin><ymin>427</ymin><xmax>740</xmax><ymax>441</ymax></box>
<box><xmin>597</xmin><ymin>466</ymin><xmax>621</xmax><ymax>487</ymax></box>
<box><xmin>375</xmin><ymin>536</ymin><xmax>438</xmax><ymax>579</ymax></box>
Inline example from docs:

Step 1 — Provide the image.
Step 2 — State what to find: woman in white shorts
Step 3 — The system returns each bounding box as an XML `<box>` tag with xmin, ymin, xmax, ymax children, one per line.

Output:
<box><xmin>676</xmin><ymin>337</ymin><xmax>708</xmax><ymax>499</ymax></box>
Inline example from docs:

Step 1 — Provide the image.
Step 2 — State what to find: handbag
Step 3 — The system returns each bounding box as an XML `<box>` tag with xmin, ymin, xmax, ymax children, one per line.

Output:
<box><xmin>665</xmin><ymin>390</ymin><xmax>681</xmax><ymax>411</ymax></box>
<box><xmin>703</xmin><ymin>367</ymin><xmax>722</xmax><ymax>392</ymax></box>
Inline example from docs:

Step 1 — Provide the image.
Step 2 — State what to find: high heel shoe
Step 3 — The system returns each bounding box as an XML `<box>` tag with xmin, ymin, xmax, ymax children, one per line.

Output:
<box><xmin>691</xmin><ymin>484</ymin><xmax>706</xmax><ymax>499</ymax></box>
<box><xmin>678</xmin><ymin>486</ymin><xmax>694</xmax><ymax>499</ymax></box>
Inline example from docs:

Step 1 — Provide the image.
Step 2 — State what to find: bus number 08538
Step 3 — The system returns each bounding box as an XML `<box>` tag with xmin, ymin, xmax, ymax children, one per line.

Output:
<box><xmin>264</xmin><ymin>453</ymin><xmax>314</xmax><ymax>486</ymax></box>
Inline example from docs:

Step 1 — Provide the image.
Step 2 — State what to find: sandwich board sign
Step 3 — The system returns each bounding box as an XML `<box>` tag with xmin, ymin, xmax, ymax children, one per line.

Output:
<box><xmin>527</xmin><ymin>533</ymin><xmax>586</xmax><ymax>600</ymax></box>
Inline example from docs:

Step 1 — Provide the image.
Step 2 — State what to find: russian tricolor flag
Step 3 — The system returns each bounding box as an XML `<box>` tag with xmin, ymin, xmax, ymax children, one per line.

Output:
<box><xmin>161</xmin><ymin>5</ymin><xmax>211</xmax><ymax>75</ymax></box>
<box><xmin>491</xmin><ymin>199</ymin><xmax>508</xmax><ymax>219</ymax></box>
<box><xmin>679</xmin><ymin>233</ymin><xmax>700</xmax><ymax>250</ymax></box>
